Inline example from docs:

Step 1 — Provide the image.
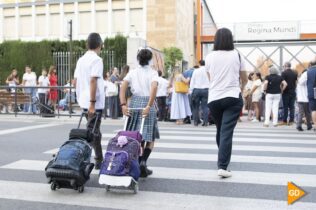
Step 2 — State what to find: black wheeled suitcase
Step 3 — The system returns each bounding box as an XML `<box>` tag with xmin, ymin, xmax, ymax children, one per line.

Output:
<box><xmin>45</xmin><ymin>112</ymin><xmax>100</xmax><ymax>193</ymax></box>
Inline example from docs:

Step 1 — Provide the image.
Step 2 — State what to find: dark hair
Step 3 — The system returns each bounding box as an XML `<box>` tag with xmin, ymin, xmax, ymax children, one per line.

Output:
<box><xmin>49</xmin><ymin>65</ymin><xmax>56</xmax><ymax>75</ymax></box>
<box><xmin>158</xmin><ymin>71</ymin><xmax>162</xmax><ymax>77</ymax></box>
<box><xmin>137</xmin><ymin>49</ymin><xmax>152</xmax><ymax>66</ymax></box>
<box><xmin>248</xmin><ymin>72</ymin><xmax>254</xmax><ymax>80</ymax></box>
<box><xmin>310</xmin><ymin>60</ymin><xmax>316</xmax><ymax>66</ymax></box>
<box><xmin>199</xmin><ymin>60</ymin><xmax>205</xmax><ymax>66</ymax></box>
<box><xmin>87</xmin><ymin>33</ymin><xmax>103</xmax><ymax>50</ymax></box>
<box><xmin>254</xmin><ymin>72</ymin><xmax>262</xmax><ymax>81</ymax></box>
<box><xmin>213</xmin><ymin>28</ymin><xmax>234</xmax><ymax>51</ymax></box>
<box><xmin>119</xmin><ymin>65</ymin><xmax>130</xmax><ymax>80</ymax></box>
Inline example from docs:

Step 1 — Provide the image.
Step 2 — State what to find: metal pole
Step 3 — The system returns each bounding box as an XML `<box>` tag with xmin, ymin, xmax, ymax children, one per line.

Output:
<box><xmin>69</xmin><ymin>20</ymin><xmax>73</xmax><ymax>118</ymax></box>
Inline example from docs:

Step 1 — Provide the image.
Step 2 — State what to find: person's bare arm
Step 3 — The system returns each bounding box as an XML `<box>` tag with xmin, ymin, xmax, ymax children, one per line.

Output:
<box><xmin>263</xmin><ymin>80</ymin><xmax>268</xmax><ymax>91</ymax></box>
<box><xmin>143</xmin><ymin>81</ymin><xmax>158</xmax><ymax>117</ymax></box>
<box><xmin>240</xmin><ymin>71</ymin><xmax>248</xmax><ymax>93</ymax></box>
<box><xmin>181</xmin><ymin>75</ymin><xmax>190</xmax><ymax>84</ymax></box>
<box><xmin>281</xmin><ymin>81</ymin><xmax>287</xmax><ymax>93</ymax></box>
<box><xmin>120</xmin><ymin>80</ymin><xmax>129</xmax><ymax>116</ymax></box>
<box><xmin>88</xmin><ymin>77</ymin><xmax>98</xmax><ymax>115</ymax></box>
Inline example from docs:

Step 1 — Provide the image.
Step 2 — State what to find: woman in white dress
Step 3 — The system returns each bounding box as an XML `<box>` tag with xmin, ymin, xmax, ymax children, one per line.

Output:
<box><xmin>170</xmin><ymin>68</ymin><xmax>192</xmax><ymax>125</ymax></box>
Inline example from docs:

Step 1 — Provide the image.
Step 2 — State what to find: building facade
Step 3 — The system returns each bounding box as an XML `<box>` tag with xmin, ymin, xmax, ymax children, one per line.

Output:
<box><xmin>0</xmin><ymin>0</ymin><xmax>215</xmax><ymax>66</ymax></box>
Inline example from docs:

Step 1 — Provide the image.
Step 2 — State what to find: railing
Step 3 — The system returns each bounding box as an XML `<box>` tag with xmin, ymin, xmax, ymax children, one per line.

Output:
<box><xmin>0</xmin><ymin>85</ymin><xmax>80</xmax><ymax>118</ymax></box>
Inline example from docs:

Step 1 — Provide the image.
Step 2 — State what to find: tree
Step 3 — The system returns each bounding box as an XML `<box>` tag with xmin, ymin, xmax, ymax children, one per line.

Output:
<box><xmin>163</xmin><ymin>47</ymin><xmax>183</xmax><ymax>75</ymax></box>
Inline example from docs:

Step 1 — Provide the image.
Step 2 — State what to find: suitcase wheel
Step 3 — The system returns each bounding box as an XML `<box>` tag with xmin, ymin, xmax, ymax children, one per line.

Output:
<box><xmin>130</xmin><ymin>181</ymin><xmax>138</xmax><ymax>194</ymax></box>
<box><xmin>51</xmin><ymin>182</ymin><xmax>58</xmax><ymax>191</ymax></box>
<box><xmin>105</xmin><ymin>185</ymin><xmax>110</xmax><ymax>192</ymax></box>
<box><xmin>78</xmin><ymin>185</ymin><xmax>84</xmax><ymax>193</ymax></box>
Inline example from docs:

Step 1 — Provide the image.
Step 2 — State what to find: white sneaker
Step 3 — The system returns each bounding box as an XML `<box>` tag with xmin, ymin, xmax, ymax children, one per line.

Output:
<box><xmin>218</xmin><ymin>169</ymin><xmax>232</xmax><ymax>178</ymax></box>
<box><xmin>251</xmin><ymin>119</ymin><xmax>259</xmax><ymax>122</ymax></box>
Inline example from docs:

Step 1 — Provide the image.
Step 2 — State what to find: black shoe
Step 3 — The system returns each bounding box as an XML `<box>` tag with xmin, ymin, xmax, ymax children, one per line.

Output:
<box><xmin>307</xmin><ymin>126</ymin><xmax>313</xmax><ymax>131</ymax></box>
<box><xmin>140</xmin><ymin>161</ymin><xmax>148</xmax><ymax>178</ymax></box>
<box><xmin>145</xmin><ymin>167</ymin><xmax>153</xmax><ymax>176</ymax></box>
<box><xmin>202</xmin><ymin>122</ymin><xmax>208</xmax><ymax>127</ymax></box>
<box><xmin>94</xmin><ymin>162</ymin><xmax>102</xmax><ymax>170</ymax></box>
<box><xmin>296</xmin><ymin>127</ymin><xmax>304</xmax><ymax>131</ymax></box>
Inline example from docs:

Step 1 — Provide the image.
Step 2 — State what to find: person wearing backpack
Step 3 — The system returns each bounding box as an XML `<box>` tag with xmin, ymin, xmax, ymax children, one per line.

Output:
<box><xmin>120</xmin><ymin>48</ymin><xmax>159</xmax><ymax>178</ymax></box>
<box><xmin>73</xmin><ymin>33</ymin><xmax>105</xmax><ymax>170</ymax></box>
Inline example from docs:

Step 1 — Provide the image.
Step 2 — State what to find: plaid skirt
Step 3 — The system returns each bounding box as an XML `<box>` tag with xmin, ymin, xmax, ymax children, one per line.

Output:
<box><xmin>126</xmin><ymin>96</ymin><xmax>160</xmax><ymax>142</ymax></box>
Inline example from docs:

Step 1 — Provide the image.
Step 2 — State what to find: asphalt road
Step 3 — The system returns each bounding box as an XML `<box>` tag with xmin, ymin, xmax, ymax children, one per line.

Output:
<box><xmin>0</xmin><ymin>115</ymin><xmax>315</xmax><ymax>210</ymax></box>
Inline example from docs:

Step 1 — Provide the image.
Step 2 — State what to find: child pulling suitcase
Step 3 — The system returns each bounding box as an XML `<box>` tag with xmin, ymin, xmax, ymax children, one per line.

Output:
<box><xmin>99</xmin><ymin>109</ymin><xmax>145</xmax><ymax>194</ymax></box>
<box><xmin>45</xmin><ymin>112</ymin><xmax>100</xmax><ymax>193</ymax></box>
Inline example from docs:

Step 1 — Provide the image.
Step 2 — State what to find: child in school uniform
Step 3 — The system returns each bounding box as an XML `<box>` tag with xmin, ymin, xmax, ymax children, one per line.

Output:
<box><xmin>119</xmin><ymin>48</ymin><xmax>160</xmax><ymax>178</ymax></box>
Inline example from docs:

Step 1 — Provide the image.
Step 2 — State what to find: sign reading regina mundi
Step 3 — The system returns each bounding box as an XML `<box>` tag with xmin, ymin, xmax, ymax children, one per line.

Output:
<box><xmin>234</xmin><ymin>21</ymin><xmax>300</xmax><ymax>41</ymax></box>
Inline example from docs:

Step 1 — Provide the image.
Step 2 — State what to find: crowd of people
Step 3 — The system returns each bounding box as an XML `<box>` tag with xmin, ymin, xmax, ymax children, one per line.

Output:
<box><xmin>2</xmin><ymin>29</ymin><xmax>316</xmax><ymax>178</ymax></box>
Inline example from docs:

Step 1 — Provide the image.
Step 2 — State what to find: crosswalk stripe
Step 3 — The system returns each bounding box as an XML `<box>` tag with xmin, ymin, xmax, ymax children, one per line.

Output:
<box><xmin>2</xmin><ymin>160</ymin><xmax>316</xmax><ymax>188</ymax></box>
<box><xmin>156</xmin><ymin>126</ymin><xmax>304</xmax><ymax>132</ymax></box>
<box><xmin>102</xmin><ymin>132</ymin><xmax>316</xmax><ymax>139</ymax></box>
<box><xmin>102</xmin><ymin>133</ymin><xmax>316</xmax><ymax>145</ymax></box>
<box><xmin>114</xmin><ymin>127</ymin><xmax>309</xmax><ymax>134</ymax></box>
<box><xmin>0</xmin><ymin>123</ymin><xmax>60</xmax><ymax>136</ymax></box>
<box><xmin>1</xmin><ymin>180</ymin><xmax>314</xmax><ymax>210</ymax></box>
<box><xmin>43</xmin><ymin>148</ymin><xmax>316</xmax><ymax>165</ymax></box>
<box><xmin>158</xmin><ymin>130</ymin><xmax>316</xmax><ymax>137</ymax></box>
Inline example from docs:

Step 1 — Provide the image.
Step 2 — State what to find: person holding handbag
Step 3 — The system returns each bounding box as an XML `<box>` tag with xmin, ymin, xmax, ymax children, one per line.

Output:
<box><xmin>170</xmin><ymin>67</ymin><xmax>192</xmax><ymax>125</ymax></box>
<box><xmin>205</xmin><ymin>28</ymin><xmax>248</xmax><ymax>178</ymax></box>
<box><xmin>120</xmin><ymin>48</ymin><xmax>160</xmax><ymax>178</ymax></box>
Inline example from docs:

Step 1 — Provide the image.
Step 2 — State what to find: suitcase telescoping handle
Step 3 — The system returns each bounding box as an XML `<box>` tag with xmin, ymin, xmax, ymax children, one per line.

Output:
<box><xmin>78</xmin><ymin>111</ymin><xmax>101</xmax><ymax>134</ymax></box>
<box><xmin>123</xmin><ymin>108</ymin><xmax>146</xmax><ymax>135</ymax></box>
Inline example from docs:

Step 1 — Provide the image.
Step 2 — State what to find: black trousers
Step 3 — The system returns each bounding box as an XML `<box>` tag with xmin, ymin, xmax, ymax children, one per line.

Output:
<box><xmin>208</xmin><ymin>95</ymin><xmax>243</xmax><ymax>170</ymax></box>
<box><xmin>84</xmin><ymin>109</ymin><xmax>103</xmax><ymax>164</ymax></box>
<box><xmin>157</xmin><ymin>96</ymin><xmax>167</xmax><ymax>121</ymax></box>
<box><xmin>38</xmin><ymin>93</ymin><xmax>47</xmax><ymax>113</ymax></box>
<box><xmin>109</xmin><ymin>96</ymin><xmax>118</xmax><ymax>119</ymax></box>
<box><xmin>192</xmin><ymin>88</ymin><xmax>209</xmax><ymax>124</ymax></box>
<box><xmin>282</xmin><ymin>92</ymin><xmax>296</xmax><ymax>123</ymax></box>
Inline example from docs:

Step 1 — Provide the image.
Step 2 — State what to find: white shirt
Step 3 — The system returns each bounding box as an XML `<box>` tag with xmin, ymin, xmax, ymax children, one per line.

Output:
<box><xmin>190</xmin><ymin>66</ymin><xmax>209</xmax><ymax>90</ymax></box>
<box><xmin>297</xmin><ymin>71</ymin><xmax>308</xmax><ymax>102</ymax></box>
<box><xmin>23</xmin><ymin>72</ymin><xmax>37</xmax><ymax>86</ymax></box>
<box><xmin>251</xmin><ymin>79</ymin><xmax>262</xmax><ymax>97</ymax></box>
<box><xmin>205</xmin><ymin>50</ymin><xmax>246</xmax><ymax>103</ymax></box>
<box><xmin>157</xmin><ymin>77</ymin><xmax>169</xmax><ymax>97</ymax></box>
<box><xmin>124</xmin><ymin>65</ymin><xmax>159</xmax><ymax>97</ymax></box>
<box><xmin>38</xmin><ymin>75</ymin><xmax>50</xmax><ymax>93</ymax></box>
<box><xmin>74</xmin><ymin>51</ymin><xmax>105</xmax><ymax>110</ymax></box>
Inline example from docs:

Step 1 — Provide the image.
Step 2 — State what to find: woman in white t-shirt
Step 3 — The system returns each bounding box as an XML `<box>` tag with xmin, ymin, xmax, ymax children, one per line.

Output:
<box><xmin>205</xmin><ymin>28</ymin><xmax>248</xmax><ymax>178</ymax></box>
<box><xmin>120</xmin><ymin>48</ymin><xmax>159</xmax><ymax>178</ymax></box>
<box><xmin>38</xmin><ymin>69</ymin><xmax>50</xmax><ymax>109</ymax></box>
<box><xmin>250</xmin><ymin>72</ymin><xmax>263</xmax><ymax>122</ymax></box>
<box><xmin>22</xmin><ymin>66</ymin><xmax>37</xmax><ymax>113</ymax></box>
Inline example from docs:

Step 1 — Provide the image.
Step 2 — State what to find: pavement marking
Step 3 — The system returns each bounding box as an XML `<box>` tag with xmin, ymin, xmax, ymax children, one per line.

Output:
<box><xmin>158</xmin><ymin>130</ymin><xmax>316</xmax><ymax>137</ymax></box>
<box><xmin>2</xmin><ymin>180</ymin><xmax>315</xmax><ymax>210</ymax></box>
<box><xmin>100</xmin><ymin>142</ymin><xmax>316</xmax><ymax>153</ymax></box>
<box><xmin>0</xmin><ymin>123</ymin><xmax>60</xmax><ymax>136</ymax></box>
<box><xmin>2</xmin><ymin>160</ymin><xmax>316</xmax><ymax>187</ymax></box>
<box><xmin>43</xmin><ymin>149</ymin><xmax>316</xmax><ymax>165</ymax></box>
<box><xmin>104</xmin><ymin>133</ymin><xmax>316</xmax><ymax>144</ymax></box>
<box><xmin>103</xmin><ymin>133</ymin><xmax>315</xmax><ymax>140</ymax></box>
<box><xmin>156</xmin><ymin>126</ymin><xmax>305</xmax><ymax>132</ymax></box>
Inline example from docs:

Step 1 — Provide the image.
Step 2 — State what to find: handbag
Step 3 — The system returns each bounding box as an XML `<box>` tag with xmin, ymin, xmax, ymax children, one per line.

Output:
<box><xmin>107</xmin><ymin>82</ymin><xmax>118</xmax><ymax>96</ymax></box>
<box><xmin>174</xmin><ymin>74</ymin><xmax>189</xmax><ymax>94</ymax></box>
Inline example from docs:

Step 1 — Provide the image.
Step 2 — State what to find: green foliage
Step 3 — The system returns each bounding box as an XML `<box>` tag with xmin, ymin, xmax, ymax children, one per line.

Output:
<box><xmin>103</xmin><ymin>35</ymin><xmax>127</xmax><ymax>72</ymax></box>
<box><xmin>162</xmin><ymin>47</ymin><xmax>183</xmax><ymax>74</ymax></box>
<box><xmin>0</xmin><ymin>36</ymin><xmax>127</xmax><ymax>84</ymax></box>
<box><xmin>0</xmin><ymin>40</ymin><xmax>92</xmax><ymax>84</ymax></box>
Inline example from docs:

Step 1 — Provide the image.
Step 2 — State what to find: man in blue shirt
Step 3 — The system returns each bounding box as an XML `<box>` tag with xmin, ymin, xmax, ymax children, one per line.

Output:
<box><xmin>307</xmin><ymin>60</ymin><xmax>316</xmax><ymax>131</ymax></box>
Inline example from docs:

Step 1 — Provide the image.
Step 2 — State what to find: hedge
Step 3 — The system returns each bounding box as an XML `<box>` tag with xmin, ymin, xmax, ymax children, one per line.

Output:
<box><xmin>0</xmin><ymin>36</ymin><xmax>127</xmax><ymax>84</ymax></box>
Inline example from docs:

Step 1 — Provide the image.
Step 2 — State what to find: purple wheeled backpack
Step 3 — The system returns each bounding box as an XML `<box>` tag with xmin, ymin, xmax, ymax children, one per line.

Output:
<box><xmin>100</xmin><ymin>118</ymin><xmax>143</xmax><ymax>180</ymax></box>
